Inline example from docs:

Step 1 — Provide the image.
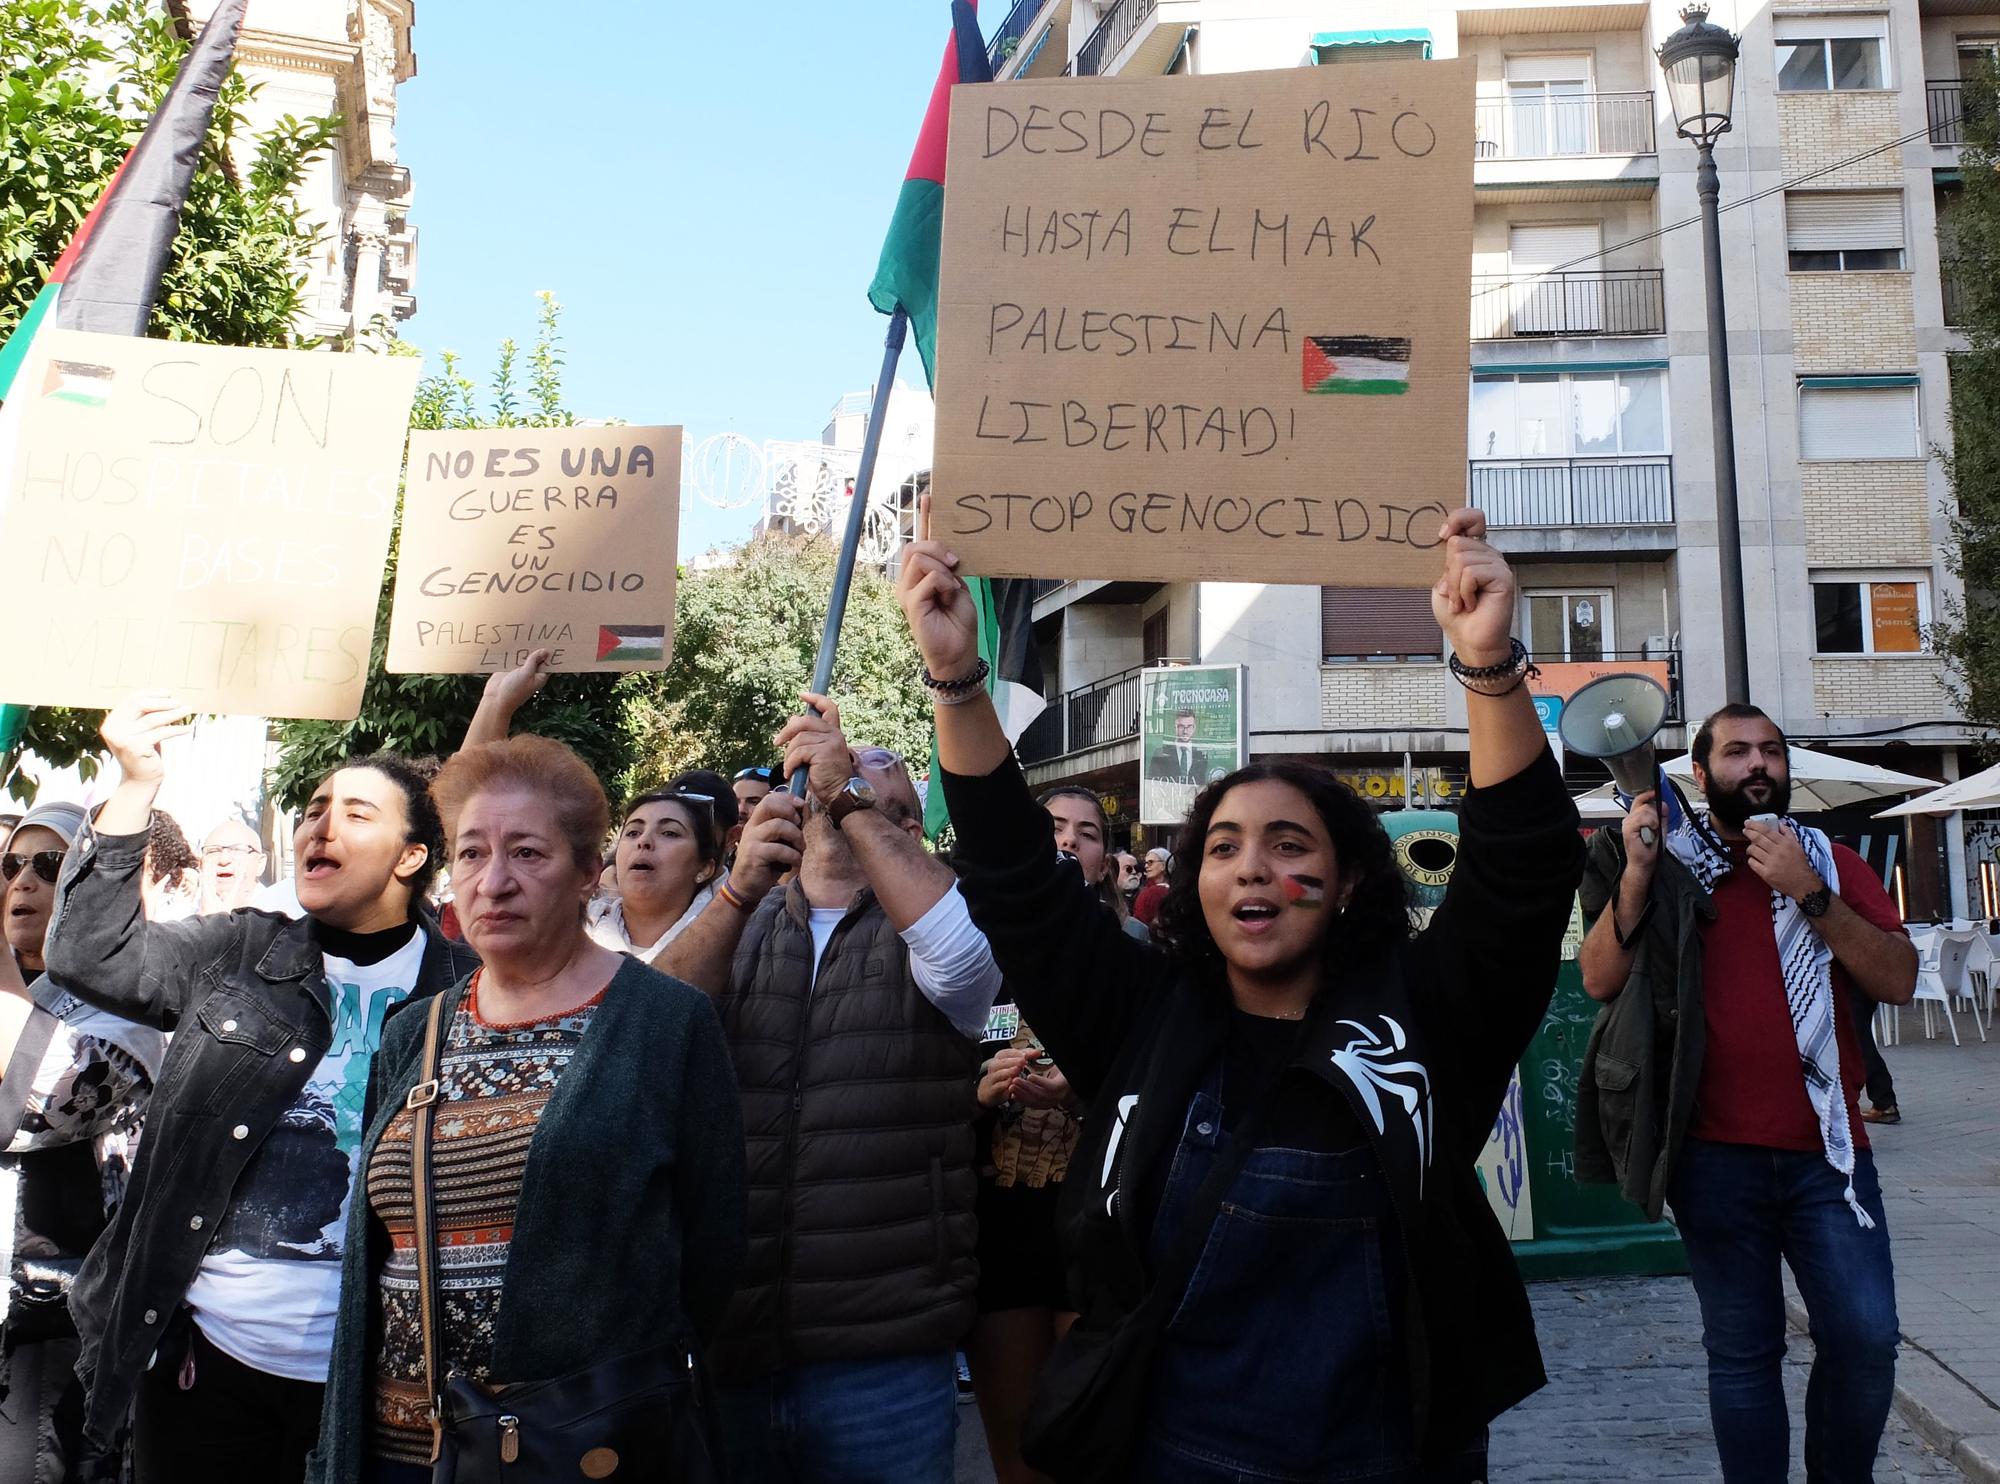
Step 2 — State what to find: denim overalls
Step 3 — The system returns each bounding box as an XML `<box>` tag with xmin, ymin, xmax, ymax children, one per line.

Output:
<box><xmin>1132</xmin><ymin>1065</ymin><xmax>1484</xmax><ymax>1484</ymax></box>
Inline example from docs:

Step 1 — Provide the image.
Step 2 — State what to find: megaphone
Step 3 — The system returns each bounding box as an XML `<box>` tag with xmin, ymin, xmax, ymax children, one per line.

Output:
<box><xmin>1558</xmin><ymin>673</ymin><xmax>1671</xmax><ymax>845</ymax></box>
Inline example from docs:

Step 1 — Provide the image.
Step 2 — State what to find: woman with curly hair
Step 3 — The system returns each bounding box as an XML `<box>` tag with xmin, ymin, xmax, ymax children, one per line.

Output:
<box><xmin>898</xmin><ymin>504</ymin><xmax>1584</xmax><ymax>1483</ymax></box>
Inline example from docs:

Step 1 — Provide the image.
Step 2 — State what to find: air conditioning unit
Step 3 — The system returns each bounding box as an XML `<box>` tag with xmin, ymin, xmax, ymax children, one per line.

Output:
<box><xmin>1642</xmin><ymin>634</ymin><xmax>1673</xmax><ymax>657</ymax></box>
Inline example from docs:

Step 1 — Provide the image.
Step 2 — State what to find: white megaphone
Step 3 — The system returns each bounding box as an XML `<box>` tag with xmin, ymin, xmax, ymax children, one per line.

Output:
<box><xmin>1557</xmin><ymin>673</ymin><xmax>1671</xmax><ymax>846</ymax></box>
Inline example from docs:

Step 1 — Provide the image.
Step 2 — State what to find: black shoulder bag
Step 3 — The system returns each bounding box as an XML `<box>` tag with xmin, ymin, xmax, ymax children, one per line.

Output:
<box><xmin>407</xmin><ymin>992</ymin><xmax>725</xmax><ymax>1484</ymax></box>
<box><xmin>1022</xmin><ymin>1065</ymin><xmax>1287</xmax><ymax>1483</ymax></box>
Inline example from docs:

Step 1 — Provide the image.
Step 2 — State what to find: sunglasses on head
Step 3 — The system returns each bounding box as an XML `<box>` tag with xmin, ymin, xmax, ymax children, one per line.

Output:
<box><xmin>734</xmin><ymin>767</ymin><xmax>778</xmax><ymax>784</ymax></box>
<box><xmin>2</xmin><ymin>850</ymin><xmax>66</xmax><ymax>885</ymax></box>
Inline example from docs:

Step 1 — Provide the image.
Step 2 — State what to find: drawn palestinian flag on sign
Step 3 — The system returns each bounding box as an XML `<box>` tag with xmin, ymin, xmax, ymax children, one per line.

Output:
<box><xmin>42</xmin><ymin>360</ymin><xmax>115</xmax><ymax>408</ymax></box>
<box><xmin>1303</xmin><ymin>336</ymin><xmax>1412</xmax><ymax>396</ymax></box>
<box><xmin>597</xmin><ymin>625</ymin><xmax>666</xmax><ymax>663</ymax></box>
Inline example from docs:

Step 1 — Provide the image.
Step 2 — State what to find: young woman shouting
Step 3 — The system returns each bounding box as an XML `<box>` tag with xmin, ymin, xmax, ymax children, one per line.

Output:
<box><xmin>898</xmin><ymin>504</ymin><xmax>1584</xmax><ymax>1483</ymax></box>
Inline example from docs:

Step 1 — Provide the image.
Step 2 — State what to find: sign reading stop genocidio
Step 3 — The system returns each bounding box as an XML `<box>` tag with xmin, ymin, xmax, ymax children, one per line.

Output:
<box><xmin>932</xmin><ymin>60</ymin><xmax>1475</xmax><ymax>587</ymax></box>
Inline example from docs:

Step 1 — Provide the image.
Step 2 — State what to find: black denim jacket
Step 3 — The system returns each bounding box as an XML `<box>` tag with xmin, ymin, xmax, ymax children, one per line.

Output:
<box><xmin>42</xmin><ymin>824</ymin><xmax>477</xmax><ymax>1442</ymax></box>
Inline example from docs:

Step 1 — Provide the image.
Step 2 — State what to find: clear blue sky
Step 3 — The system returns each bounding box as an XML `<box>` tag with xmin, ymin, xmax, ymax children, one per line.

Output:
<box><xmin>396</xmin><ymin>2</ymin><xmax>954</xmax><ymax>555</ymax></box>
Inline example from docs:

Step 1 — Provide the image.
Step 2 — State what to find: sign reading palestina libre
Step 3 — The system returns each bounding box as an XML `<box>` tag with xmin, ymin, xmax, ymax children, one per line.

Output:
<box><xmin>1140</xmin><ymin>664</ymin><xmax>1245</xmax><ymax>825</ymax></box>
<box><xmin>0</xmin><ymin>330</ymin><xmax>420</xmax><ymax>720</ymax></box>
<box><xmin>387</xmin><ymin>426</ymin><xmax>681</xmax><ymax>675</ymax></box>
<box><xmin>931</xmin><ymin>59</ymin><xmax>1475</xmax><ymax>587</ymax></box>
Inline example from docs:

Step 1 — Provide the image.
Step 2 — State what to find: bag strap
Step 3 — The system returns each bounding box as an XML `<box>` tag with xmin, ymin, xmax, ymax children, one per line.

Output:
<box><xmin>1139</xmin><ymin>1049</ymin><xmax>1290</xmax><ymax>1324</ymax></box>
<box><xmin>406</xmin><ymin>989</ymin><xmax>451</xmax><ymax>1464</ymax></box>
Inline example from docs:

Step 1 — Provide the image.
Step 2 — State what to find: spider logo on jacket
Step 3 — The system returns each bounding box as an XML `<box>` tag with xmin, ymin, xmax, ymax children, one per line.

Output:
<box><xmin>1328</xmin><ymin>1017</ymin><xmax>1433</xmax><ymax>1195</ymax></box>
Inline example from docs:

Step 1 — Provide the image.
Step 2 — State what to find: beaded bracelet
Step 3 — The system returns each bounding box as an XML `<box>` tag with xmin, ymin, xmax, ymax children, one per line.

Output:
<box><xmin>1447</xmin><ymin>637</ymin><xmax>1540</xmax><ymax>696</ymax></box>
<box><xmin>921</xmin><ymin>657</ymin><xmax>990</xmax><ymax>695</ymax></box>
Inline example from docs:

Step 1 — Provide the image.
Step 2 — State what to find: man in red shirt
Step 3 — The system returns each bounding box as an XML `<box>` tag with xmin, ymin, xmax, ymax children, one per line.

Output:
<box><xmin>1579</xmin><ymin>704</ymin><xmax>1916</xmax><ymax>1483</ymax></box>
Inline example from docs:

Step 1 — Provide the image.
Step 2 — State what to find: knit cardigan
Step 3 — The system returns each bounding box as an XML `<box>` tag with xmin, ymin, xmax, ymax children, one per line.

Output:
<box><xmin>307</xmin><ymin>955</ymin><xmax>746</xmax><ymax>1484</ymax></box>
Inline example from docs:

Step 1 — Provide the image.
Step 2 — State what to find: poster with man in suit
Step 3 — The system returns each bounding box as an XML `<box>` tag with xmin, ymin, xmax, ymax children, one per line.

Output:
<box><xmin>1140</xmin><ymin>665</ymin><xmax>1245</xmax><ymax>824</ymax></box>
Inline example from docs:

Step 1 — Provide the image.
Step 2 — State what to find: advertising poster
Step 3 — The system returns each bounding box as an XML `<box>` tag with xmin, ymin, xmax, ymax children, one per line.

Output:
<box><xmin>1140</xmin><ymin>663</ymin><xmax>1245</xmax><ymax>824</ymax></box>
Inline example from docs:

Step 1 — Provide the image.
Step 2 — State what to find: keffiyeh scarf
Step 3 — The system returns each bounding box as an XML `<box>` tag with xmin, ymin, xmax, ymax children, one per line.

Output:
<box><xmin>1655</xmin><ymin>783</ymin><xmax>1871</xmax><ymax>1228</ymax></box>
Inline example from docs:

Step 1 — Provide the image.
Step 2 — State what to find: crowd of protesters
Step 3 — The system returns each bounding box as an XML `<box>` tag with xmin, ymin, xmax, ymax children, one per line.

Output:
<box><xmin>0</xmin><ymin>503</ymin><xmax>1915</xmax><ymax>1484</ymax></box>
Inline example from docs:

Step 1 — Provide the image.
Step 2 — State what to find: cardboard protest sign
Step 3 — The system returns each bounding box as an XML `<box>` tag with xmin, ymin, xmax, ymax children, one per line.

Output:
<box><xmin>0</xmin><ymin>330</ymin><xmax>419</xmax><ymax>719</ymax></box>
<box><xmin>386</xmin><ymin>427</ymin><xmax>681</xmax><ymax>675</ymax></box>
<box><xmin>933</xmin><ymin>60</ymin><xmax>1475</xmax><ymax>586</ymax></box>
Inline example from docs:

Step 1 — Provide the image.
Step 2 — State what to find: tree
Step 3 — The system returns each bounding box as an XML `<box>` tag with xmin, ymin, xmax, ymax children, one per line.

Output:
<box><xmin>1</xmin><ymin>0</ymin><xmax>338</xmax><ymax>798</ymax></box>
<box><xmin>1934</xmin><ymin>59</ymin><xmax>2000</xmax><ymax>734</ymax></box>
<box><xmin>622</xmin><ymin>532</ymin><xmax>933</xmax><ymax>786</ymax></box>
<box><xmin>268</xmin><ymin>294</ymin><xmax>648</xmax><ymax>807</ymax></box>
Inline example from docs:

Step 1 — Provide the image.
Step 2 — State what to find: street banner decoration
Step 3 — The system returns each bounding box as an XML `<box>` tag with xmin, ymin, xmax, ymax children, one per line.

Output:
<box><xmin>0</xmin><ymin>330</ymin><xmax>420</xmax><ymax>719</ymax></box>
<box><xmin>1140</xmin><ymin>664</ymin><xmax>1244</xmax><ymax>824</ymax></box>
<box><xmin>931</xmin><ymin>59</ymin><xmax>1476</xmax><ymax>586</ymax></box>
<box><xmin>387</xmin><ymin>426</ymin><xmax>682</xmax><ymax>675</ymax></box>
<box><xmin>864</xmin><ymin>0</ymin><xmax>1048</xmax><ymax>839</ymax></box>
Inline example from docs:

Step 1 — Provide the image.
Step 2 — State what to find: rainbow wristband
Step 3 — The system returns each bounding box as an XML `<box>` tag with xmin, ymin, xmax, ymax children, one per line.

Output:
<box><xmin>716</xmin><ymin>879</ymin><xmax>754</xmax><ymax>914</ymax></box>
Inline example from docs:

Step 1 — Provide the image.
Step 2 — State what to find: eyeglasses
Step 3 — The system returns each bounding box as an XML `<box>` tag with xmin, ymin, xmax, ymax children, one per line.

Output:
<box><xmin>1</xmin><ymin>850</ymin><xmax>66</xmax><ymax>885</ymax></box>
<box><xmin>854</xmin><ymin>747</ymin><xmax>906</xmax><ymax>772</ymax></box>
<box><xmin>202</xmin><ymin>844</ymin><xmax>264</xmax><ymax>861</ymax></box>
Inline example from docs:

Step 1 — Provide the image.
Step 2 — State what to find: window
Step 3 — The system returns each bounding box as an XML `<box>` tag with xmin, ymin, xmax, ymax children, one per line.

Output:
<box><xmin>1321</xmin><ymin>587</ymin><xmax>1440</xmax><ymax>661</ymax></box>
<box><xmin>1797</xmin><ymin>380</ymin><xmax>1920</xmax><ymax>459</ymax></box>
<box><xmin>1811</xmin><ymin>575</ymin><xmax>1929</xmax><ymax>653</ymax></box>
<box><xmin>1505</xmin><ymin>55</ymin><xmax>1595</xmax><ymax>155</ymax></box>
<box><xmin>1775</xmin><ymin>15</ymin><xmax>1888</xmax><ymax>90</ymax></box>
<box><xmin>1469</xmin><ymin>370</ymin><xmax>1669</xmax><ymax>458</ymax></box>
<box><xmin>1524</xmin><ymin>590</ymin><xmax>1612</xmax><ymax>661</ymax></box>
<box><xmin>1142</xmin><ymin>608</ymin><xmax>1170</xmax><ymax>664</ymax></box>
<box><xmin>1785</xmin><ymin>191</ymin><xmax>1905</xmax><ymax>270</ymax></box>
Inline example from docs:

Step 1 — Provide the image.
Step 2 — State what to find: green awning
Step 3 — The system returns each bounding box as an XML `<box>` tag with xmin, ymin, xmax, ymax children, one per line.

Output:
<box><xmin>1309</xmin><ymin>27</ymin><xmax>1433</xmax><ymax>59</ymax></box>
<box><xmin>1799</xmin><ymin>374</ymin><xmax>1920</xmax><ymax>389</ymax></box>
<box><xmin>1474</xmin><ymin>359</ymin><xmax>1669</xmax><ymax>376</ymax></box>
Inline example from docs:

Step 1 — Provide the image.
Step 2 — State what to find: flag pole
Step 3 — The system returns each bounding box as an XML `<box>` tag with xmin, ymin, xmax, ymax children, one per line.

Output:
<box><xmin>790</xmin><ymin>307</ymin><xmax>909</xmax><ymax>798</ymax></box>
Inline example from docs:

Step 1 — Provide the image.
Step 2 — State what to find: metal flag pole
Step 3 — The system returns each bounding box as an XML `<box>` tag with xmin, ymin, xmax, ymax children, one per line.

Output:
<box><xmin>790</xmin><ymin>307</ymin><xmax>909</xmax><ymax>798</ymax></box>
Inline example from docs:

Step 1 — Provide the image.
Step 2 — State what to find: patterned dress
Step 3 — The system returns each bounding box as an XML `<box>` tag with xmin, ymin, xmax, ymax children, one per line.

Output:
<box><xmin>365</xmin><ymin>975</ymin><xmax>604</xmax><ymax>1465</ymax></box>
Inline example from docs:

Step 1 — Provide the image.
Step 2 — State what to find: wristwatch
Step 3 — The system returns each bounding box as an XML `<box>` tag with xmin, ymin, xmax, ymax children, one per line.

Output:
<box><xmin>1799</xmin><ymin>884</ymin><xmax>1832</xmax><ymax>919</ymax></box>
<box><xmin>826</xmin><ymin>776</ymin><xmax>878</xmax><ymax>828</ymax></box>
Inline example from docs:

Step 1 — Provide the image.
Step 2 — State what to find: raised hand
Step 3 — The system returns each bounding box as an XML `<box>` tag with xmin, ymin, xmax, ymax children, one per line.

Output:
<box><xmin>99</xmin><ymin>696</ymin><xmax>194</xmax><ymax>790</ymax></box>
<box><xmin>1430</xmin><ymin>507</ymin><xmax>1517</xmax><ymax>667</ymax></box>
<box><xmin>776</xmin><ymin>692</ymin><xmax>858</xmax><ymax>809</ymax></box>
<box><xmin>895</xmin><ymin>493</ymin><xmax>980</xmax><ymax>682</ymax></box>
<box><xmin>483</xmin><ymin>647</ymin><xmax>553</xmax><ymax>715</ymax></box>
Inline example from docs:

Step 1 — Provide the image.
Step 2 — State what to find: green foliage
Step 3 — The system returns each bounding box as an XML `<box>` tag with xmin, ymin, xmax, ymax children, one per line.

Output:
<box><xmin>0</xmin><ymin>0</ymin><xmax>338</xmax><ymax>799</ymax></box>
<box><xmin>269</xmin><ymin>294</ymin><xmax>633</xmax><ymax>810</ymax></box>
<box><xmin>1934</xmin><ymin>60</ymin><xmax>2000</xmax><ymax>736</ymax></box>
<box><xmin>622</xmin><ymin>532</ymin><xmax>931</xmax><ymax>789</ymax></box>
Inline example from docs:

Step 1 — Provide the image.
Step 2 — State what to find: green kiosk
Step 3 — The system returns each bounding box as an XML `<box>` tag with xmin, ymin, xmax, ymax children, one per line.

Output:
<box><xmin>1383</xmin><ymin>809</ymin><xmax>1684</xmax><ymax>1279</ymax></box>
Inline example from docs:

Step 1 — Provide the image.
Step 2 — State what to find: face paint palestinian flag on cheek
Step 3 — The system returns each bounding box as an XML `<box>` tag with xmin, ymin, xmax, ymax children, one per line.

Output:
<box><xmin>1282</xmin><ymin>873</ymin><xmax>1326</xmax><ymax>909</ymax></box>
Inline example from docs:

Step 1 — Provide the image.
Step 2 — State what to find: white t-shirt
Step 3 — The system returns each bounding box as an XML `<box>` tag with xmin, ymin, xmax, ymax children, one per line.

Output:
<box><xmin>586</xmin><ymin>883</ymin><xmax>716</xmax><ymax>964</ymax></box>
<box><xmin>807</xmin><ymin>885</ymin><xmax>1001</xmax><ymax>1040</ymax></box>
<box><xmin>184</xmin><ymin>928</ymin><xmax>426</xmax><ymax>1381</ymax></box>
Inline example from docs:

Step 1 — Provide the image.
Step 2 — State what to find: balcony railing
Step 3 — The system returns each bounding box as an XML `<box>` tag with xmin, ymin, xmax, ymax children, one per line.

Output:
<box><xmin>1470</xmin><ymin>457</ymin><xmax>1674</xmax><ymax>527</ymax></box>
<box><xmin>986</xmin><ymin>0</ymin><xmax>1047</xmax><ymax>73</ymax></box>
<box><xmin>1473</xmin><ymin>92</ymin><xmax>1656</xmax><ymax>159</ymax></box>
<box><xmin>1471</xmin><ymin>269</ymin><xmax>1665</xmax><ymax>339</ymax></box>
<box><xmin>1929</xmin><ymin>82</ymin><xmax>1965</xmax><ymax>145</ymax></box>
<box><xmin>1017</xmin><ymin>664</ymin><xmax>1143</xmax><ymax>765</ymax></box>
<box><xmin>1074</xmin><ymin>0</ymin><xmax>1156</xmax><ymax>76</ymax></box>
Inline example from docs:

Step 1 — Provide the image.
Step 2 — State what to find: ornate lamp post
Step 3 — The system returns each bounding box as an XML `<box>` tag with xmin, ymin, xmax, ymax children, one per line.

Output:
<box><xmin>1658</xmin><ymin>5</ymin><xmax>1748</xmax><ymax>703</ymax></box>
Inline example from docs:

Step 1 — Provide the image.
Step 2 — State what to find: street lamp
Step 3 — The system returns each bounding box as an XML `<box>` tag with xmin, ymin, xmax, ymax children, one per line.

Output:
<box><xmin>1658</xmin><ymin>5</ymin><xmax>1749</xmax><ymax>704</ymax></box>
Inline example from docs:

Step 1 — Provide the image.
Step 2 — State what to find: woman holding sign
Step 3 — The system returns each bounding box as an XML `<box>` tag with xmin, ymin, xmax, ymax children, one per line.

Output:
<box><xmin>895</xmin><ymin>503</ymin><xmax>1583</xmax><ymax>1482</ymax></box>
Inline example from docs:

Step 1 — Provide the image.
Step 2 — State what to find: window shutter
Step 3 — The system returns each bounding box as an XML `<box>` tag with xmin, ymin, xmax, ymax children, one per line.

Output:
<box><xmin>1321</xmin><ymin>587</ymin><xmax>1441</xmax><ymax>658</ymax></box>
<box><xmin>1799</xmin><ymin>385</ymin><xmax>1919</xmax><ymax>458</ymax></box>
<box><xmin>1774</xmin><ymin>13</ymin><xmax>1887</xmax><ymax>40</ymax></box>
<box><xmin>1505</xmin><ymin>53</ymin><xmax>1591</xmax><ymax>81</ymax></box>
<box><xmin>1785</xmin><ymin>191</ymin><xmax>1905</xmax><ymax>251</ymax></box>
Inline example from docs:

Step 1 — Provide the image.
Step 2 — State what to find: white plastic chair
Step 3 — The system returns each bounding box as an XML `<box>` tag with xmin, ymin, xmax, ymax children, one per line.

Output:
<box><xmin>1913</xmin><ymin>933</ymin><xmax>1974</xmax><ymax>1044</ymax></box>
<box><xmin>1959</xmin><ymin>933</ymin><xmax>1996</xmax><ymax>1034</ymax></box>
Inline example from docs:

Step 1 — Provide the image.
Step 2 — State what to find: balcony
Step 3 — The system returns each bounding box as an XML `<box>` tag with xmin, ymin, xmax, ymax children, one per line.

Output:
<box><xmin>1471</xmin><ymin>456</ymin><xmax>1674</xmax><ymax>527</ymax></box>
<box><xmin>1929</xmin><ymin>82</ymin><xmax>1965</xmax><ymax>144</ymax></box>
<box><xmin>1074</xmin><ymin>0</ymin><xmax>1158</xmax><ymax>76</ymax></box>
<box><xmin>1471</xmin><ymin>269</ymin><xmax>1664</xmax><ymax>339</ymax></box>
<box><xmin>1474</xmin><ymin>93</ymin><xmax>1655</xmax><ymax>159</ymax></box>
<box><xmin>986</xmin><ymin>0</ymin><xmax>1046</xmax><ymax>72</ymax></box>
<box><xmin>1017</xmin><ymin>664</ymin><xmax>1143</xmax><ymax>765</ymax></box>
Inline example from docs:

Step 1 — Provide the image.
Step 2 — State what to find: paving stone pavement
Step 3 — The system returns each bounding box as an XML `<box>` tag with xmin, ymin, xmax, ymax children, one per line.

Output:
<box><xmin>951</xmin><ymin>1274</ymin><xmax>1961</xmax><ymax>1481</ymax></box>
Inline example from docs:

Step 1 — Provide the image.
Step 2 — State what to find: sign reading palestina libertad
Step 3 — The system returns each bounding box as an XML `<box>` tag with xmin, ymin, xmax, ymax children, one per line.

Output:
<box><xmin>387</xmin><ymin>426</ymin><xmax>681</xmax><ymax>675</ymax></box>
<box><xmin>932</xmin><ymin>59</ymin><xmax>1475</xmax><ymax>587</ymax></box>
<box><xmin>0</xmin><ymin>330</ymin><xmax>420</xmax><ymax>720</ymax></box>
<box><xmin>1140</xmin><ymin>664</ymin><xmax>1245</xmax><ymax>825</ymax></box>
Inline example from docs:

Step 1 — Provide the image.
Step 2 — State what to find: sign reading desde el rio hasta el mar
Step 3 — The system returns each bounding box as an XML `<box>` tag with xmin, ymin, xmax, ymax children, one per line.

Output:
<box><xmin>1140</xmin><ymin>664</ymin><xmax>1245</xmax><ymax>824</ymax></box>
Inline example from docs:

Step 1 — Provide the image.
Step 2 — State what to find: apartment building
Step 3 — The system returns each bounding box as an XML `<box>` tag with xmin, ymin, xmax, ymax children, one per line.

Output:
<box><xmin>979</xmin><ymin>0</ymin><xmax>1989</xmax><ymax>916</ymax></box>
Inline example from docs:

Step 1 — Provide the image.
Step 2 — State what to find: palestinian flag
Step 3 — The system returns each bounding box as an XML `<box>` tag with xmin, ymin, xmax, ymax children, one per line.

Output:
<box><xmin>1302</xmin><ymin>335</ymin><xmax>1412</xmax><ymax>396</ymax></box>
<box><xmin>597</xmin><ymin>624</ymin><xmax>667</xmax><ymax>663</ymax></box>
<box><xmin>874</xmin><ymin>4</ymin><xmax>1048</xmax><ymax>839</ymax></box>
<box><xmin>0</xmin><ymin>0</ymin><xmax>247</xmax><ymax>407</ymax></box>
